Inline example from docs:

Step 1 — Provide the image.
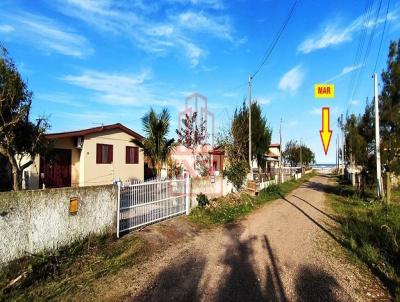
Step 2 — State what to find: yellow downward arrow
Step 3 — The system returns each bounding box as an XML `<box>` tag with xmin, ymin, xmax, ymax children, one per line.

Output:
<box><xmin>319</xmin><ymin>107</ymin><xmax>332</xmax><ymax>155</ymax></box>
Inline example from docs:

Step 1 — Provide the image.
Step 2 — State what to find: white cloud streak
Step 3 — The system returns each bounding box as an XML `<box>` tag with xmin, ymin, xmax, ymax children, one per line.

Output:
<box><xmin>278</xmin><ymin>65</ymin><xmax>304</xmax><ymax>94</ymax></box>
<box><xmin>0</xmin><ymin>12</ymin><xmax>93</xmax><ymax>58</ymax></box>
<box><xmin>50</xmin><ymin>0</ymin><xmax>233</xmax><ymax>67</ymax></box>
<box><xmin>298</xmin><ymin>8</ymin><xmax>399</xmax><ymax>54</ymax></box>
<box><xmin>62</xmin><ymin>69</ymin><xmax>153</xmax><ymax>106</ymax></box>
<box><xmin>325</xmin><ymin>64</ymin><xmax>362</xmax><ymax>83</ymax></box>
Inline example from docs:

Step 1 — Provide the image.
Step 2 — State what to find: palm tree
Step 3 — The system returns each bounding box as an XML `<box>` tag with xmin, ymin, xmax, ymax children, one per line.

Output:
<box><xmin>132</xmin><ymin>108</ymin><xmax>175</xmax><ymax>177</ymax></box>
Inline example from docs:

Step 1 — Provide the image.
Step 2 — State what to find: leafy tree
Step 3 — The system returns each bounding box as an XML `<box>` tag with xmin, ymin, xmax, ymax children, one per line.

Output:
<box><xmin>380</xmin><ymin>39</ymin><xmax>400</xmax><ymax>175</ymax></box>
<box><xmin>0</xmin><ymin>45</ymin><xmax>50</xmax><ymax>190</ymax></box>
<box><xmin>231</xmin><ymin>101</ymin><xmax>272</xmax><ymax>170</ymax></box>
<box><xmin>132</xmin><ymin>108</ymin><xmax>175</xmax><ymax>177</ymax></box>
<box><xmin>223</xmin><ymin>160</ymin><xmax>249</xmax><ymax>191</ymax></box>
<box><xmin>283</xmin><ymin>140</ymin><xmax>315</xmax><ymax>167</ymax></box>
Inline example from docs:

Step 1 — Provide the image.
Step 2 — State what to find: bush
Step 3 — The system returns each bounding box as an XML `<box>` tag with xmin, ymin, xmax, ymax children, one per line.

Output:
<box><xmin>223</xmin><ymin>160</ymin><xmax>249</xmax><ymax>191</ymax></box>
<box><xmin>196</xmin><ymin>193</ymin><xmax>209</xmax><ymax>207</ymax></box>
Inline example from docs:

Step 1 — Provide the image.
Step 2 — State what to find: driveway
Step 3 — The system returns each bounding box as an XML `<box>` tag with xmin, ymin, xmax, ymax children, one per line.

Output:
<box><xmin>90</xmin><ymin>175</ymin><xmax>390</xmax><ymax>301</ymax></box>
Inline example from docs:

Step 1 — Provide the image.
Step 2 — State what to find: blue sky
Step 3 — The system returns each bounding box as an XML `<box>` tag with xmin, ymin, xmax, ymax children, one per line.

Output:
<box><xmin>1</xmin><ymin>0</ymin><xmax>399</xmax><ymax>163</ymax></box>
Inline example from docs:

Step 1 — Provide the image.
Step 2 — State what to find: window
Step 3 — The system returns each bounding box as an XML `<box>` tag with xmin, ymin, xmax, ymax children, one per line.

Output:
<box><xmin>126</xmin><ymin>146</ymin><xmax>139</xmax><ymax>164</ymax></box>
<box><xmin>96</xmin><ymin>144</ymin><xmax>113</xmax><ymax>164</ymax></box>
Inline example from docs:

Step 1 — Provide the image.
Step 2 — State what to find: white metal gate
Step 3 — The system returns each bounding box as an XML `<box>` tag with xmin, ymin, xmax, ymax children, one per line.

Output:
<box><xmin>116</xmin><ymin>177</ymin><xmax>190</xmax><ymax>237</ymax></box>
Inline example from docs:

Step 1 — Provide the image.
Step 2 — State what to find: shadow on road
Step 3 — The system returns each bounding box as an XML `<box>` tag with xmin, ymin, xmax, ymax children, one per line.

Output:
<box><xmin>291</xmin><ymin>194</ymin><xmax>341</xmax><ymax>224</ymax></box>
<box><xmin>130</xmin><ymin>221</ymin><xmax>342</xmax><ymax>301</ymax></box>
<box><xmin>295</xmin><ymin>265</ymin><xmax>340</xmax><ymax>302</ymax></box>
<box><xmin>279</xmin><ymin>194</ymin><xmax>343</xmax><ymax>246</ymax></box>
<box><xmin>131</xmin><ymin>254</ymin><xmax>206</xmax><ymax>302</ymax></box>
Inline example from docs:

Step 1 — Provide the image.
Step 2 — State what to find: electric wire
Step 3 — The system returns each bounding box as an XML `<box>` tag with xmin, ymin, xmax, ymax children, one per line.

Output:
<box><xmin>349</xmin><ymin>0</ymin><xmax>383</xmax><ymax>107</ymax></box>
<box><xmin>345</xmin><ymin>0</ymin><xmax>375</xmax><ymax>109</ymax></box>
<box><xmin>373</xmin><ymin>0</ymin><xmax>391</xmax><ymax>73</ymax></box>
<box><xmin>252</xmin><ymin>0</ymin><xmax>299</xmax><ymax>79</ymax></box>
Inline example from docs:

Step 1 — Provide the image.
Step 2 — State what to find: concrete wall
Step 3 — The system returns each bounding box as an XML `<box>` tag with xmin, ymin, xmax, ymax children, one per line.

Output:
<box><xmin>190</xmin><ymin>176</ymin><xmax>235</xmax><ymax>207</ymax></box>
<box><xmin>0</xmin><ymin>185</ymin><xmax>117</xmax><ymax>266</ymax></box>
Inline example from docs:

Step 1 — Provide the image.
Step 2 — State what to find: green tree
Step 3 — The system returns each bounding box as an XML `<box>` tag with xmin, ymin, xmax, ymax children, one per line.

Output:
<box><xmin>283</xmin><ymin>140</ymin><xmax>315</xmax><ymax>167</ymax></box>
<box><xmin>132</xmin><ymin>108</ymin><xmax>175</xmax><ymax>177</ymax></box>
<box><xmin>231</xmin><ymin>101</ymin><xmax>272</xmax><ymax>170</ymax></box>
<box><xmin>0</xmin><ymin>45</ymin><xmax>50</xmax><ymax>190</ymax></box>
<box><xmin>380</xmin><ymin>39</ymin><xmax>400</xmax><ymax>176</ymax></box>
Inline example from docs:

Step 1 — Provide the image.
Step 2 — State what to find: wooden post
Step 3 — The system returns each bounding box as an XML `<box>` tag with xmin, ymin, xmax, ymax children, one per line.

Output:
<box><xmin>386</xmin><ymin>172</ymin><xmax>391</xmax><ymax>204</ymax></box>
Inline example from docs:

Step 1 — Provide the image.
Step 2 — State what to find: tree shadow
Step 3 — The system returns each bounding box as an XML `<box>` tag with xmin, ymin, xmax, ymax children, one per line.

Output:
<box><xmin>263</xmin><ymin>235</ymin><xmax>288</xmax><ymax>302</ymax></box>
<box><xmin>130</xmin><ymin>254</ymin><xmax>206</xmax><ymax>302</ymax></box>
<box><xmin>294</xmin><ymin>265</ymin><xmax>340</xmax><ymax>302</ymax></box>
<box><xmin>216</xmin><ymin>223</ymin><xmax>264</xmax><ymax>302</ymax></box>
<box><xmin>279</xmin><ymin>194</ymin><xmax>343</xmax><ymax>247</ymax></box>
<box><xmin>291</xmin><ymin>195</ymin><xmax>341</xmax><ymax>224</ymax></box>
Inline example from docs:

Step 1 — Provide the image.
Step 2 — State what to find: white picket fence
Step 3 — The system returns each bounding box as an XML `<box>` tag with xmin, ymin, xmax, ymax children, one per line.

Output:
<box><xmin>259</xmin><ymin>178</ymin><xmax>278</xmax><ymax>190</ymax></box>
<box><xmin>116</xmin><ymin>176</ymin><xmax>190</xmax><ymax>237</ymax></box>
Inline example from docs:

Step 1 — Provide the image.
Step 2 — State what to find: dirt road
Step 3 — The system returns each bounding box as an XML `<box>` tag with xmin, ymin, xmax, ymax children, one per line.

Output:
<box><xmin>92</xmin><ymin>175</ymin><xmax>390</xmax><ymax>301</ymax></box>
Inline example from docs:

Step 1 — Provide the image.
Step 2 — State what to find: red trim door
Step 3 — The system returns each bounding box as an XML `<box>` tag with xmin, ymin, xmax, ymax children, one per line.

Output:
<box><xmin>40</xmin><ymin>149</ymin><xmax>72</xmax><ymax>188</ymax></box>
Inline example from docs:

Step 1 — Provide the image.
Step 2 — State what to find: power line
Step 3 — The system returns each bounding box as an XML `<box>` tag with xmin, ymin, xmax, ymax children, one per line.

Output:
<box><xmin>350</xmin><ymin>0</ymin><xmax>383</xmax><ymax>106</ymax></box>
<box><xmin>345</xmin><ymin>0</ymin><xmax>375</xmax><ymax>108</ymax></box>
<box><xmin>252</xmin><ymin>0</ymin><xmax>299</xmax><ymax>79</ymax></box>
<box><xmin>374</xmin><ymin>0</ymin><xmax>391</xmax><ymax>73</ymax></box>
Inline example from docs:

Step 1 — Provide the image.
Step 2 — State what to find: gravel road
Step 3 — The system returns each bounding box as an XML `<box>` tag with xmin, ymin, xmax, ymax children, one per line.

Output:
<box><xmin>98</xmin><ymin>175</ymin><xmax>390</xmax><ymax>301</ymax></box>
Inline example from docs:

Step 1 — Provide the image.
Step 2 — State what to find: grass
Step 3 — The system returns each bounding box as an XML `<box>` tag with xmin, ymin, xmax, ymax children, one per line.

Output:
<box><xmin>189</xmin><ymin>171</ymin><xmax>316</xmax><ymax>225</ymax></box>
<box><xmin>327</xmin><ymin>177</ymin><xmax>400</xmax><ymax>301</ymax></box>
<box><xmin>0</xmin><ymin>233</ymin><xmax>149</xmax><ymax>301</ymax></box>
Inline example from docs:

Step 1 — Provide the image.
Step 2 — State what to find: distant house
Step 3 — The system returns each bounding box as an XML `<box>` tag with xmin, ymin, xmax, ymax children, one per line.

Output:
<box><xmin>23</xmin><ymin>123</ymin><xmax>144</xmax><ymax>189</ymax></box>
<box><xmin>265</xmin><ymin>143</ymin><xmax>282</xmax><ymax>173</ymax></box>
<box><xmin>169</xmin><ymin>144</ymin><xmax>224</xmax><ymax>177</ymax></box>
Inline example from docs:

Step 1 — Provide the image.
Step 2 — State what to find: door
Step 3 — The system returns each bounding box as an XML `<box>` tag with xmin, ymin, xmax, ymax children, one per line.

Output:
<box><xmin>40</xmin><ymin>149</ymin><xmax>72</xmax><ymax>188</ymax></box>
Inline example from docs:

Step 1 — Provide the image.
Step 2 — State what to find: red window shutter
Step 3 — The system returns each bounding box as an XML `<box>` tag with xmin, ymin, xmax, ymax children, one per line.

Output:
<box><xmin>134</xmin><ymin>147</ymin><xmax>139</xmax><ymax>164</ymax></box>
<box><xmin>96</xmin><ymin>144</ymin><xmax>102</xmax><ymax>164</ymax></box>
<box><xmin>126</xmin><ymin>146</ymin><xmax>130</xmax><ymax>164</ymax></box>
<box><xmin>108</xmin><ymin>145</ymin><xmax>113</xmax><ymax>163</ymax></box>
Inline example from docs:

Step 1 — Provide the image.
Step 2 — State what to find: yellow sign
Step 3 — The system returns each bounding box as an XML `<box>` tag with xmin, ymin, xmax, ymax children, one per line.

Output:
<box><xmin>69</xmin><ymin>197</ymin><xmax>79</xmax><ymax>214</ymax></box>
<box><xmin>314</xmin><ymin>84</ymin><xmax>334</xmax><ymax>98</ymax></box>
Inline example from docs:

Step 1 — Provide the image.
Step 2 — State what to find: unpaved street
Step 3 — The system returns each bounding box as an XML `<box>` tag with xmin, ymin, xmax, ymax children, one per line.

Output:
<box><xmin>91</xmin><ymin>175</ymin><xmax>390</xmax><ymax>301</ymax></box>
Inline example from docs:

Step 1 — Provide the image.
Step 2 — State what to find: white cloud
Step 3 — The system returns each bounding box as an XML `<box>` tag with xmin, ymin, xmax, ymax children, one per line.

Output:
<box><xmin>325</xmin><ymin>64</ymin><xmax>362</xmax><ymax>83</ymax></box>
<box><xmin>258</xmin><ymin>97</ymin><xmax>271</xmax><ymax>105</ymax></box>
<box><xmin>0</xmin><ymin>12</ymin><xmax>93</xmax><ymax>58</ymax></box>
<box><xmin>310</xmin><ymin>108</ymin><xmax>321</xmax><ymax>115</ymax></box>
<box><xmin>36</xmin><ymin>92</ymin><xmax>87</xmax><ymax>108</ymax></box>
<box><xmin>298</xmin><ymin>8</ymin><xmax>400</xmax><ymax>54</ymax></box>
<box><xmin>62</xmin><ymin>69</ymin><xmax>154</xmax><ymax>106</ymax></box>
<box><xmin>278</xmin><ymin>65</ymin><xmax>304</xmax><ymax>94</ymax></box>
<box><xmin>50</xmin><ymin>0</ymin><xmax>233</xmax><ymax>67</ymax></box>
<box><xmin>350</xmin><ymin>99</ymin><xmax>360</xmax><ymax>105</ymax></box>
<box><xmin>178</xmin><ymin>39</ymin><xmax>205</xmax><ymax>67</ymax></box>
<box><xmin>0</xmin><ymin>24</ymin><xmax>14</xmax><ymax>33</ymax></box>
<box><xmin>176</xmin><ymin>11</ymin><xmax>232</xmax><ymax>40</ymax></box>
<box><xmin>167</xmin><ymin>0</ymin><xmax>224</xmax><ymax>9</ymax></box>
<box><xmin>298</xmin><ymin>24</ymin><xmax>352</xmax><ymax>54</ymax></box>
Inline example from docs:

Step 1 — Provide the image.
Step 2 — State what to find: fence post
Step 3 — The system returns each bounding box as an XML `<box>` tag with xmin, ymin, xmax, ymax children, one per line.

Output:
<box><xmin>185</xmin><ymin>173</ymin><xmax>190</xmax><ymax>215</ymax></box>
<box><xmin>116</xmin><ymin>181</ymin><xmax>121</xmax><ymax>238</ymax></box>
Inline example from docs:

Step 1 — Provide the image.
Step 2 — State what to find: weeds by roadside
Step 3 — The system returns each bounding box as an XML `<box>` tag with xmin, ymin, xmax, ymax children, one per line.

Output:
<box><xmin>327</xmin><ymin>177</ymin><xmax>400</xmax><ymax>301</ymax></box>
<box><xmin>0</xmin><ymin>233</ymin><xmax>149</xmax><ymax>301</ymax></box>
<box><xmin>189</xmin><ymin>172</ymin><xmax>316</xmax><ymax>225</ymax></box>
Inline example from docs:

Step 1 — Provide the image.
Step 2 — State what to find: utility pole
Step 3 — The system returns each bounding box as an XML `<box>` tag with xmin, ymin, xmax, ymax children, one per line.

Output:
<box><xmin>300</xmin><ymin>138</ymin><xmax>303</xmax><ymax>172</ymax></box>
<box><xmin>374</xmin><ymin>73</ymin><xmax>383</xmax><ymax>198</ymax></box>
<box><xmin>336</xmin><ymin>134</ymin><xmax>339</xmax><ymax>173</ymax></box>
<box><xmin>248</xmin><ymin>74</ymin><xmax>253</xmax><ymax>180</ymax></box>
<box><xmin>341</xmin><ymin>114</ymin><xmax>345</xmax><ymax>175</ymax></box>
<box><xmin>279</xmin><ymin>118</ymin><xmax>283</xmax><ymax>184</ymax></box>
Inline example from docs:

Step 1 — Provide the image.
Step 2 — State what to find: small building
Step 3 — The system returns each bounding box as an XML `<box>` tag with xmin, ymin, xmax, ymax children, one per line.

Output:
<box><xmin>23</xmin><ymin>123</ymin><xmax>144</xmax><ymax>189</ymax></box>
<box><xmin>265</xmin><ymin>143</ymin><xmax>281</xmax><ymax>173</ymax></box>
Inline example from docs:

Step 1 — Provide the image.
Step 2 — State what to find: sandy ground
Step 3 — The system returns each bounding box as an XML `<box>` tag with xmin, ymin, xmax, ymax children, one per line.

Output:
<box><xmin>79</xmin><ymin>175</ymin><xmax>390</xmax><ymax>301</ymax></box>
